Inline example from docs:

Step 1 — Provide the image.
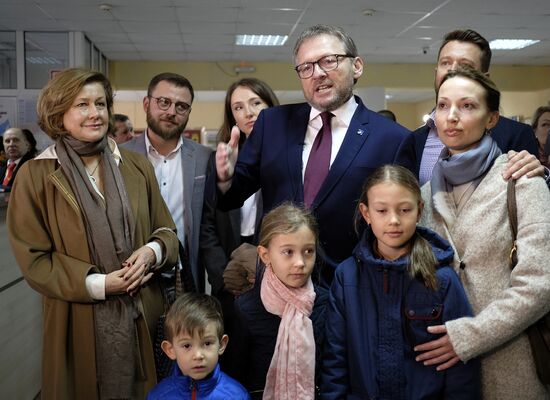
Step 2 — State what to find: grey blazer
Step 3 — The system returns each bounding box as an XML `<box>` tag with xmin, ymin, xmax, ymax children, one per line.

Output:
<box><xmin>122</xmin><ymin>132</ymin><xmax>212</xmax><ymax>291</ymax></box>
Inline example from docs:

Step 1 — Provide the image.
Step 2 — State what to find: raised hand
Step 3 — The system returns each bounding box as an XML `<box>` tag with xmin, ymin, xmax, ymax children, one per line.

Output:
<box><xmin>216</xmin><ymin>125</ymin><xmax>240</xmax><ymax>183</ymax></box>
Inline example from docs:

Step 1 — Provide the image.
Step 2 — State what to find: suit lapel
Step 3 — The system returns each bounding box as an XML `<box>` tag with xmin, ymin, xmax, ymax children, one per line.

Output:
<box><xmin>312</xmin><ymin>97</ymin><xmax>370</xmax><ymax>207</ymax></box>
<box><xmin>49</xmin><ymin>168</ymin><xmax>81</xmax><ymax>214</ymax></box>
<box><xmin>286</xmin><ymin>104</ymin><xmax>310</xmax><ymax>203</ymax></box>
<box><xmin>181</xmin><ymin>140</ymin><xmax>195</xmax><ymax>240</ymax></box>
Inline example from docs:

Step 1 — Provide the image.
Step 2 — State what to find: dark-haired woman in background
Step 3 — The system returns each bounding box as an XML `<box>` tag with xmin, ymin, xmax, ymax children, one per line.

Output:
<box><xmin>201</xmin><ymin>78</ymin><xmax>279</xmax><ymax>297</ymax></box>
<box><xmin>531</xmin><ymin>105</ymin><xmax>550</xmax><ymax>167</ymax></box>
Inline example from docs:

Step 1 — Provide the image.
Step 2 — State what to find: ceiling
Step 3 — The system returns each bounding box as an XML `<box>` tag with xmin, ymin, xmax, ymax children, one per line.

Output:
<box><xmin>0</xmin><ymin>0</ymin><xmax>549</xmax><ymax>65</ymax></box>
<box><xmin>0</xmin><ymin>1</ymin><xmax>549</xmax><ymax>104</ymax></box>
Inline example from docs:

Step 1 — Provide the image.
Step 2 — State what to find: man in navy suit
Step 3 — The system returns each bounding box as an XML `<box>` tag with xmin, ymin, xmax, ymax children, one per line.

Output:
<box><xmin>415</xmin><ymin>29</ymin><xmax>541</xmax><ymax>185</ymax></box>
<box><xmin>215</xmin><ymin>25</ymin><xmax>416</xmax><ymax>282</ymax></box>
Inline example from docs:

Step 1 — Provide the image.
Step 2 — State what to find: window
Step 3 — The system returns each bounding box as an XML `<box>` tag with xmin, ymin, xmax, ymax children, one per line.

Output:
<box><xmin>0</xmin><ymin>31</ymin><xmax>17</xmax><ymax>89</ymax></box>
<box><xmin>84</xmin><ymin>36</ymin><xmax>92</xmax><ymax>69</ymax></box>
<box><xmin>25</xmin><ymin>32</ymin><xmax>69</xmax><ymax>89</ymax></box>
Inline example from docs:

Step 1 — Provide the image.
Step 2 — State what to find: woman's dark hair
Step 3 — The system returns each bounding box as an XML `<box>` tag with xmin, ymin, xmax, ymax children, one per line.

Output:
<box><xmin>531</xmin><ymin>106</ymin><xmax>550</xmax><ymax>131</ymax></box>
<box><xmin>21</xmin><ymin>129</ymin><xmax>38</xmax><ymax>156</ymax></box>
<box><xmin>438</xmin><ymin>66</ymin><xmax>500</xmax><ymax>113</ymax></box>
<box><xmin>217</xmin><ymin>78</ymin><xmax>279</xmax><ymax>144</ymax></box>
<box><xmin>357</xmin><ymin>165</ymin><xmax>438</xmax><ymax>290</ymax></box>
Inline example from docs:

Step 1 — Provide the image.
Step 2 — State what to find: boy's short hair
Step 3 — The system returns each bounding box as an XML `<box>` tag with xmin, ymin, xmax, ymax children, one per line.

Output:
<box><xmin>164</xmin><ymin>293</ymin><xmax>224</xmax><ymax>342</ymax></box>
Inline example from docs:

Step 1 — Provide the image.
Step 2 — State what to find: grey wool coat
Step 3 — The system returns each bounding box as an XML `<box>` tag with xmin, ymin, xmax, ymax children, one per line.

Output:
<box><xmin>421</xmin><ymin>155</ymin><xmax>550</xmax><ymax>400</ymax></box>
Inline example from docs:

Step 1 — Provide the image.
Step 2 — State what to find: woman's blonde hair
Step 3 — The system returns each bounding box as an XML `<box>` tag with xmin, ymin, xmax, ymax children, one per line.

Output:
<box><xmin>357</xmin><ymin>165</ymin><xmax>438</xmax><ymax>290</ymax></box>
<box><xmin>37</xmin><ymin>68</ymin><xmax>114</xmax><ymax>139</ymax></box>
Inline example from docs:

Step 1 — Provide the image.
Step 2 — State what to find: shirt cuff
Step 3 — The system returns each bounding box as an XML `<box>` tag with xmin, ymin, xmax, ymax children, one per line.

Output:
<box><xmin>85</xmin><ymin>273</ymin><xmax>106</xmax><ymax>300</ymax></box>
<box><xmin>146</xmin><ymin>241</ymin><xmax>163</xmax><ymax>268</ymax></box>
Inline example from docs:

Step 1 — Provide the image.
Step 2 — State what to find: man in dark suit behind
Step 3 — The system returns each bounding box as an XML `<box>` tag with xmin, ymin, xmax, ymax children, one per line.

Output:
<box><xmin>215</xmin><ymin>24</ymin><xmax>416</xmax><ymax>283</ymax></box>
<box><xmin>415</xmin><ymin>29</ymin><xmax>540</xmax><ymax>186</ymax></box>
<box><xmin>1</xmin><ymin>128</ymin><xmax>36</xmax><ymax>192</ymax></box>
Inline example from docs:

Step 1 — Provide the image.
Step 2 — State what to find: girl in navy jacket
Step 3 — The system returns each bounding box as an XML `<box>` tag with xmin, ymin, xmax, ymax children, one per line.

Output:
<box><xmin>321</xmin><ymin>165</ymin><xmax>480</xmax><ymax>399</ymax></box>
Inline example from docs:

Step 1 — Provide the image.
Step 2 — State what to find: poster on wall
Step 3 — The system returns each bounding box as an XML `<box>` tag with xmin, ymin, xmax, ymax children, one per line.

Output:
<box><xmin>0</xmin><ymin>97</ymin><xmax>17</xmax><ymax>136</ymax></box>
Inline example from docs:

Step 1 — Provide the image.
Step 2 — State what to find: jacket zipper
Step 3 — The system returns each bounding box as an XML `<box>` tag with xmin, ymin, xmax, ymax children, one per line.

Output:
<box><xmin>383</xmin><ymin>268</ymin><xmax>389</xmax><ymax>294</ymax></box>
<box><xmin>190</xmin><ymin>380</ymin><xmax>196</xmax><ymax>400</ymax></box>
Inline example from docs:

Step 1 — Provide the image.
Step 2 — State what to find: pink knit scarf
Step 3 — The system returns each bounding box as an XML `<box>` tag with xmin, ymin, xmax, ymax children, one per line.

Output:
<box><xmin>260</xmin><ymin>265</ymin><xmax>316</xmax><ymax>400</ymax></box>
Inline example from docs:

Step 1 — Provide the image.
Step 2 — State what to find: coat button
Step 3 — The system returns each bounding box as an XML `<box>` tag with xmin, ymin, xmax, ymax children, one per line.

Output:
<box><xmin>408</xmin><ymin>310</ymin><xmax>415</xmax><ymax>317</ymax></box>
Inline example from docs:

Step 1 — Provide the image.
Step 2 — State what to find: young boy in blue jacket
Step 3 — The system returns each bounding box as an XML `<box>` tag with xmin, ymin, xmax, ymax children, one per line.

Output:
<box><xmin>147</xmin><ymin>293</ymin><xmax>249</xmax><ymax>400</ymax></box>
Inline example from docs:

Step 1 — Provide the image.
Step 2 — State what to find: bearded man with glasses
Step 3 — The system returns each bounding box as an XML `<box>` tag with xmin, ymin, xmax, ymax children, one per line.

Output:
<box><xmin>123</xmin><ymin>72</ymin><xmax>212</xmax><ymax>293</ymax></box>
<box><xmin>215</xmin><ymin>24</ymin><xmax>416</xmax><ymax>286</ymax></box>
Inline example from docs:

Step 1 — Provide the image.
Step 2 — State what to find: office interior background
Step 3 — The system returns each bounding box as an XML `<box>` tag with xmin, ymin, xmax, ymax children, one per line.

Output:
<box><xmin>1</xmin><ymin>0</ymin><xmax>549</xmax><ymax>397</ymax></box>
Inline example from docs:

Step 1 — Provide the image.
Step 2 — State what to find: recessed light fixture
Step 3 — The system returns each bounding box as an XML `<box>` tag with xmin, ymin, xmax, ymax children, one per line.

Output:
<box><xmin>489</xmin><ymin>39</ymin><xmax>540</xmax><ymax>50</ymax></box>
<box><xmin>235</xmin><ymin>34</ymin><xmax>288</xmax><ymax>46</ymax></box>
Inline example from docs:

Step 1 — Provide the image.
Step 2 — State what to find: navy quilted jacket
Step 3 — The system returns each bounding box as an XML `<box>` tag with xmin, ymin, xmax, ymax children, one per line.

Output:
<box><xmin>321</xmin><ymin>226</ymin><xmax>480</xmax><ymax>400</ymax></box>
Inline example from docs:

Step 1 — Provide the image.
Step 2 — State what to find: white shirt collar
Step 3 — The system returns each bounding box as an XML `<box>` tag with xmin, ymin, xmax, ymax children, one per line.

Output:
<box><xmin>144</xmin><ymin>128</ymin><xmax>183</xmax><ymax>158</ymax></box>
<box><xmin>8</xmin><ymin>157</ymin><xmax>23</xmax><ymax>165</ymax></box>
<box><xmin>35</xmin><ymin>137</ymin><xmax>123</xmax><ymax>165</ymax></box>
<box><xmin>308</xmin><ymin>95</ymin><xmax>358</xmax><ymax>127</ymax></box>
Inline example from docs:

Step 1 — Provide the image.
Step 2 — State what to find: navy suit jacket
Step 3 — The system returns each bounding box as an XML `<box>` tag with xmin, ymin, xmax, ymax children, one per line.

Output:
<box><xmin>413</xmin><ymin>115</ymin><xmax>538</xmax><ymax>174</ymax></box>
<box><xmin>218</xmin><ymin>96</ymin><xmax>416</xmax><ymax>273</ymax></box>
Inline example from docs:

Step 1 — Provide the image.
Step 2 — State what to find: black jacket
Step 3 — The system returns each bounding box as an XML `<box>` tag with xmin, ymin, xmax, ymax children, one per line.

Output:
<box><xmin>227</xmin><ymin>265</ymin><xmax>328</xmax><ymax>398</ymax></box>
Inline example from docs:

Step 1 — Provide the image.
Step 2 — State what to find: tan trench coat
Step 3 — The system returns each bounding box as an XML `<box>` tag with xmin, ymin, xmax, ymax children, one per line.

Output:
<box><xmin>7</xmin><ymin>146</ymin><xmax>178</xmax><ymax>400</ymax></box>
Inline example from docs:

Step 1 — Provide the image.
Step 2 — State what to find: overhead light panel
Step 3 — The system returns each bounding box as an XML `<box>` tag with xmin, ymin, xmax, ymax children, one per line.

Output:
<box><xmin>489</xmin><ymin>39</ymin><xmax>540</xmax><ymax>50</ymax></box>
<box><xmin>235</xmin><ymin>34</ymin><xmax>288</xmax><ymax>46</ymax></box>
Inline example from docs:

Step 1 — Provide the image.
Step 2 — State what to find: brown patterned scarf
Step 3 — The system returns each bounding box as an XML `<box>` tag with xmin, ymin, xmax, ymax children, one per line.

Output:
<box><xmin>56</xmin><ymin>135</ymin><xmax>137</xmax><ymax>399</ymax></box>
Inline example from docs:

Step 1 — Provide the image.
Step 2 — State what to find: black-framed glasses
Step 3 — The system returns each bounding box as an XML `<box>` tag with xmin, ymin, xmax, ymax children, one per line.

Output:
<box><xmin>294</xmin><ymin>54</ymin><xmax>354</xmax><ymax>79</ymax></box>
<box><xmin>148</xmin><ymin>96</ymin><xmax>191</xmax><ymax>115</ymax></box>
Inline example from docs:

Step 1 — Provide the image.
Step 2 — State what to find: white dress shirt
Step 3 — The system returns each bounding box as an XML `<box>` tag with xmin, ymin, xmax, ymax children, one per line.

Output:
<box><xmin>144</xmin><ymin>131</ymin><xmax>186</xmax><ymax>247</ymax></box>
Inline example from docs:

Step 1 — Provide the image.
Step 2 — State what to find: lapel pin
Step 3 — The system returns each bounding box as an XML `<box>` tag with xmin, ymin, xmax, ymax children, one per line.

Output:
<box><xmin>357</xmin><ymin>129</ymin><xmax>364</xmax><ymax>135</ymax></box>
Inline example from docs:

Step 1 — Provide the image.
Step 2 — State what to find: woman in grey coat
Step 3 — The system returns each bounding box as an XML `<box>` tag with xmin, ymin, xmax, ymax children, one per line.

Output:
<box><xmin>415</xmin><ymin>67</ymin><xmax>550</xmax><ymax>399</ymax></box>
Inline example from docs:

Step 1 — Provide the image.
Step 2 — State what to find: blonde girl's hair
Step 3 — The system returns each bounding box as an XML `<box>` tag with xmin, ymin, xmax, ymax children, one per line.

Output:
<box><xmin>258</xmin><ymin>202</ymin><xmax>318</xmax><ymax>248</ymax></box>
<box><xmin>357</xmin><ymin>165</ymin><xmax>438</xmax><ymax>290</ymax></box>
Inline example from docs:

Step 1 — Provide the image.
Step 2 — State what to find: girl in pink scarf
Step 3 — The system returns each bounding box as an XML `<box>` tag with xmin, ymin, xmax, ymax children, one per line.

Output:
<box><xmin>229</xmin><ymin>202</ymin><xmax>327</xmax><ymax>399</ymax></box>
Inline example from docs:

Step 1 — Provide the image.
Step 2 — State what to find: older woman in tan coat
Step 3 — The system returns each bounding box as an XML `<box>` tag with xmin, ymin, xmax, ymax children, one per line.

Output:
<box><xmin>415</xmin><ymin>67</ymin><xmax>550</xmax><ymax>399</ymax></box>
<box><xmin>7</xmin><ymin>68</ymin><xmax>178</xmax><ymax>400</ymax></box>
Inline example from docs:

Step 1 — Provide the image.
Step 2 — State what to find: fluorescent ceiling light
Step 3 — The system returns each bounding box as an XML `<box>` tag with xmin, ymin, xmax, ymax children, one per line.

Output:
<box><xmin>489</xmin><ymin>39</ymin><xmax>540</xmax><ymax>50</ymax></box>
<box><xmin>235</xmin><ymin>34</ymin><xmax>288</xmax><ymax>46</ymax></box>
